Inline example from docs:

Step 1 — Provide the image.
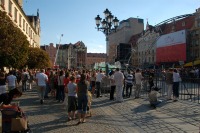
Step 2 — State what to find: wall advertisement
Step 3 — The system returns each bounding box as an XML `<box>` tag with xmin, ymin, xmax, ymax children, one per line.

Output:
<box><xmin>156</xmin><ymin>30</ymin><xmax>186</xmax><ymax>63</ymax></box>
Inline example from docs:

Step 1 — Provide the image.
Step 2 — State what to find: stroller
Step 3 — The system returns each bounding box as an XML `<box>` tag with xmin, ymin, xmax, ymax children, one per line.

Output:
<box><xmin>1</xmin><ymin>104</ymin><xmax>31</xmax><ymax>133</ymax></box>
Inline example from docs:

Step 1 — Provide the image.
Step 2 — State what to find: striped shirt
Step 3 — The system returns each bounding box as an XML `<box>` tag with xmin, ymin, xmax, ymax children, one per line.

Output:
<box><xmin>125</xmin><ymin>74</ymin><xmax>134</xmax><ymax>85</ymax></box>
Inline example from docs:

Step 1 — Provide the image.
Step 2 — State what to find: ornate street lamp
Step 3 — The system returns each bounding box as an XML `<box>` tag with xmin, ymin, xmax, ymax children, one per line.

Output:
<box><xmin>95</xmin><ymin>9</ymin><xmax>119</xmax><ymax>36</ymax></box>
<box><xmin>95</xmin><ymin>9</ymin><xmax>119</xmax><ymax>74</ymax></box>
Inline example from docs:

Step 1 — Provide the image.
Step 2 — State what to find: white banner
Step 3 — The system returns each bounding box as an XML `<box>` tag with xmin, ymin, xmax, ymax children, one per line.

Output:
<box><xmin>156</xmin><ymin>30</ymin><xmax>186</xmax><ymax>48</ymax></box>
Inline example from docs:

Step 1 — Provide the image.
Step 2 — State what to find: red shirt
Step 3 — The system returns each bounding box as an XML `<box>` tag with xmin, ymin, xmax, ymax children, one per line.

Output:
<box><xmin>64</xmin><ymin>77</ymin><xmax>70</xmax><ymax>86</ymax></box>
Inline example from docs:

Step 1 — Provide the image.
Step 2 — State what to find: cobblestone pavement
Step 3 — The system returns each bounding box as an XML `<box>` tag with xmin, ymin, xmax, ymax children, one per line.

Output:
<box><xmin>17</xmin><ymin>87</ymin><xmax>200</xmax><ymax>133</ymax></box>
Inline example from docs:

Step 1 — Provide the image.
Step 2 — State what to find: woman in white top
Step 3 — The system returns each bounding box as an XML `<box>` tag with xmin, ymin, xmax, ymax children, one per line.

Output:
<box><xmin>173</xmin><ymin>69</ymin><xmax>181</xmax><ymax>102</ymax></box>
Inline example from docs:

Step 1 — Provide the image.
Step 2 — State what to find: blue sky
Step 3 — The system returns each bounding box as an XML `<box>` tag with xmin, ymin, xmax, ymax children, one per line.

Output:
<box><xmin>23</xmin><ymin>0</ymin><xmax>200</xmax><ymax>53</ymax></box>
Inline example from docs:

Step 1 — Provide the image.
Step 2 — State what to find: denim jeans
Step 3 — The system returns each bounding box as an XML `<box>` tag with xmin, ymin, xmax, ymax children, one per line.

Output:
<box><xmin>57</xmin><ymin>85</ymin><xmax>65</xmax><ymax>101</ymax></box>
<box><xmin>126</xmin><ymin>84</ymin><xmax>133</xmax><ymax>97</ymax></box>
<box><xmin>44</xmin><ymin>83</ymin><xmax>50</xmax><ymax>97</ymax></box>
<box><xmin>77</xmin><ymin>94</ymin><xmax>88</xmax><ymax>114</ymax></box>
<box><xmin>22</xmin><ymin>81</ymin><xmax>27</xmax><ymax>91</ymax></box>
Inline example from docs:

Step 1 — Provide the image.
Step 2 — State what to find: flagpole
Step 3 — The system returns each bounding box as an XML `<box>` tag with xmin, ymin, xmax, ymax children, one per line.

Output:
<box><xmin>54</xmin><ymin>34</ymin><xmax>63</xmax><ymax>68</ymax></box>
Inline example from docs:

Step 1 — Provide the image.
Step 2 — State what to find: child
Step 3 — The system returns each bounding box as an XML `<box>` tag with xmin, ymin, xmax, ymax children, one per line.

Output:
<box><xmin>66</xmin><ymin>76</ymin><xmax>77</xmax><ymax>121</ymax></box>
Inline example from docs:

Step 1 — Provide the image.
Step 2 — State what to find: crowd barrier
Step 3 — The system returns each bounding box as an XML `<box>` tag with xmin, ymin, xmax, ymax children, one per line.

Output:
<box><xmin>100</xmin><ymin>77</ymin><xmax>200</xmax><ymax>104</ymax></box>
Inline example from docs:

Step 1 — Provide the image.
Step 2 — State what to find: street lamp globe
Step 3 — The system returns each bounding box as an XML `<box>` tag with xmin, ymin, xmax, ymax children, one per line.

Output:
<box><xmin>95</xmin><ymin>15</ymin><xmax>101</xmax><ymax>28</ymax></box>
<box><xmin>95</xmin><ymin>9</ymin><xmax>119</xmax><ymax>36</ymax></box>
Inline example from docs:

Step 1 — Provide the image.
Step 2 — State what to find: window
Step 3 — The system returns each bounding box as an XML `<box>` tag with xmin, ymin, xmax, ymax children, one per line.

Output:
<box><xmin>19</xmin><ymin>15</ymin><xmax>21</xmax><ymax>27</ymax></box>
<box><xmin>8</xmin><ymin>0</ymin><xmax>12</xmax><ymax>17</ymax></box>
<box><xmin>14</xmin><ymin>8</ymin><xmax>17</xmax><ymax>22</ymax></box>
<box><xmin>23</xmin><ymin>19</ymin><xmax>25</xmax><ymax>31</ymax></box>
<box><xmin>182</xmin><ymin>22</ymin><xmax>185</xmax><ymax>26</ymax></box>
<box><xmin>29</xmin><ymin>27</ymin><xmax>31</xmax><ymax>36</ymax></box>
<box><xmin>26</xmin><ymin>23</ymin><xmax>28</xmax><ymax>34</ymax></box>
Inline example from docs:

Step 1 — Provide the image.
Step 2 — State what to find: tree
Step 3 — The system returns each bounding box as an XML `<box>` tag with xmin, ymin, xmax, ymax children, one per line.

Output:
<box><xmin>0</xmin><ymin>11</ymin><xmax>29</xmax><ymax>69</ymax></box>
<box><xmin>27</xmin><ymin>47</ymin><xmax>51</xmax><ymax>69</ymax></box>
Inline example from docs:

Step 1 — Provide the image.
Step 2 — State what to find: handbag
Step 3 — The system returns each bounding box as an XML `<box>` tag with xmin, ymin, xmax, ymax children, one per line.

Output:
<box><xmin>11</xmin><ymin>117</ymin><xmax>27</xmax><ymax>131</ymax></box>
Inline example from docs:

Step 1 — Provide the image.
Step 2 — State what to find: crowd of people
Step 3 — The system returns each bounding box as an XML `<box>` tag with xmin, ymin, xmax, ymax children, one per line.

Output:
<box><xmin>0</xmin><ymin>66</ymin><xmax>199</xmax><ymax>124</ymax></box>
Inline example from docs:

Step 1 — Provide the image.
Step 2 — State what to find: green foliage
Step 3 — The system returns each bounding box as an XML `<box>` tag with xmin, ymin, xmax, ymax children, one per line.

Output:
<box><xmin>0</xmin><ymin>11</ymin><xmax>29</xmax><ymax>68</ymax></box>
<box><xmin>27</xmin><ymin>47</ymin><xmax>51</xmax><ymax>69</ymax></box>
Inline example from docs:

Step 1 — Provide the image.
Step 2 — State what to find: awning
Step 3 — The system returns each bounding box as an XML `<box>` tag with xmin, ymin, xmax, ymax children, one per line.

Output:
<box><xmin>184</xmin><ymin>60</ymin><xmax>200</xmax><ymax>67</ymax></box>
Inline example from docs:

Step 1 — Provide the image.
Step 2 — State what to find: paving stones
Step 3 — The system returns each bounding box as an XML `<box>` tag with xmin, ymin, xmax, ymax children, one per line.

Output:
<box><xmin>16</xmin><ymin>87</ymin><xmax>200</xmax><ymax>133</ymax></box>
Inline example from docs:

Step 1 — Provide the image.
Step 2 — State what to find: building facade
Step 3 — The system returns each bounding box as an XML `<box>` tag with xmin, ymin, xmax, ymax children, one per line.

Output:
<box><xmin>107</xmin><ymin>17</ymin><xmax>144</xmax><ymax>63</ymax></box>
<box><xmin>189</xmin><ymin>8</ymin><xmax>200</xmax><ymax>62</ymax></box>
<box><xmin>42</xmin><ymin>41</ymin><xmax>87</xmax><ymax>69</ymax></box>
<box><xmin>136</xmin><ymin>24</ymin><xmax>160</xmax><ymax>68</ymax></box>
<box><xmin>41</xmin><ymin>43</ymin><xmax>57</xmax><ymax>68</ymax></box>
<box><xmin>0</xmin><ymin>0</ymin><xmax>40</xmax><ymax>47</ymax></box>
<box><xmin>130</xmin><ymin>14</ymin><xmax>195</xmax><ymax>68</ymax></box>
<box><xmin>86</xmin><ymin>53</ymin><xmax>107</xmax><ymax>69</ymax></box>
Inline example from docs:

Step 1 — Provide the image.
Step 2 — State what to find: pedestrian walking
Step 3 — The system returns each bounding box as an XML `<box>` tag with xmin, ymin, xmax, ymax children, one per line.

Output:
<box><xmin>57</xmin><ymin>70</ymin><xmax>65</xmax><ymax>102</ymax></box>
<box><xmin>35</xmin><ymin>69</ymin><xmax>48</xmax><ymax>104</ymax></box>
<box><xmin>109</xmin><ymin>70</ymin><xmax>115</xmax><ymax>100</ymax></box>
<box><xmin>95</xmin><ymin>69</ymin><xmax>105</xmax><ymax>98</ymax></box>
<box><xmin>173</xmin><ymin>69</ymin><xmax>181</xmax><ymax>102</ymax></box>
<box><xmin>0</xmin><ymin>71</ymin><xmax>6</xmax><ymax>95</ymax></box>
<box><xmin>44</xmin><ymin>68</ymin><xmax>51</xmax><ymax>98</ymax></box>
<box><xmin>27</xmin><ymin>70</ymin><xmax>34</xmax><ymax>90</ymax></box>
<box><xmin>90</xmin><ymin>70</ymin><xmax>96</xmax><ymax>96</ymax></box>
<box><xmin>6</xmin><ymin>71</ymin><xmax>17</xmax><ymax>91</ymax></box>
<box><xmin>77</xmin><ymin>74</ymin><xmax>89</xmax><ymax>124</ymax></box>
<box><xmin>125</xmin><ymin>71</ymin><xmax>134</xmax><ymax>98</ymax></box>
<box><xmin>21</xmin><ymin>69</ymin><xmax>29</xmax><ymax>92</ymax></box>
<box><xmin>165</xmin><ymin>68</ymin><xmax>173</xmax><ymax>100</ymax></box>
<box><xmin>66</xmin><ymin>76</ymin><xmax>77</xmax><ymax>121</ymax></box>
<box><xmin>113</xmin><ymin>68</ymin><xmax>124</xmax><ymax>102</ymax></box>
<box><xmin>134</xmin><ymin>69</ymin><xmax>144</xmax><ymax>99</ymax></box>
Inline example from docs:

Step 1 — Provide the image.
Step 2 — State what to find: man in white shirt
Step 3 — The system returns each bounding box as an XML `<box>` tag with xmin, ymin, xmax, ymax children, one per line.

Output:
<box><xmin>35</xmin><ymin>69</ymin><xmax>48</xmax><ymax>104</ymax></box>
<box><xmin>114</xmin><ymin>68</ymin><xmax>124</xmax><ymax>102</ymax></box>
<box><xmin>6</xmin><ymin>71</ymin><xmax>17</xmax><ymax>91</ymax></box>
<box><xmin>95</xmin><ymin>69</ymin><xmax>105</xmax><ymax>98</ymax></box>
<box><xmin>134</xmin><ymin>69</ymin><xmax>144</xmax><ymax>99</ymax></box>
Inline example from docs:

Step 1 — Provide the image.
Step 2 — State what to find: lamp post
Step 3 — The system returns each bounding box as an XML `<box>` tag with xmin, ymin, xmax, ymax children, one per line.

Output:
<box><xmin>95</xmin><ymin>9</ymin><xmax>119</xmax><ymax>57</ymax></box>
<box><xmin>95</xmin><ymin>9</ymin><xmax>119</xmax><ymax>75</ymax></box>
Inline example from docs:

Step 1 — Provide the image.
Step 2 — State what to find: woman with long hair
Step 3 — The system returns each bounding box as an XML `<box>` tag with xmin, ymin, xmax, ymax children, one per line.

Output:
<box><xmin>77</xmin><ymin>74</ymin><xmax>89</xmax><ymax>124</ymax></box>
